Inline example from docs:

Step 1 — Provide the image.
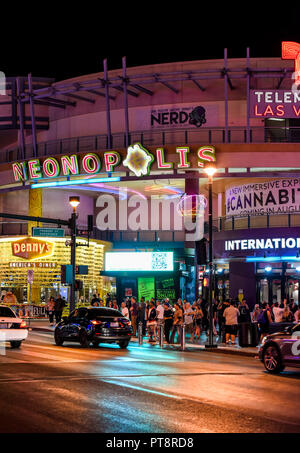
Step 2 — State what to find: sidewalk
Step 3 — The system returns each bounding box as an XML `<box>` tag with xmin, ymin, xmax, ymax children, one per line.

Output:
<box><xmin>27</xmin><ymin>319</ymin><xmax>259</xmax><ymax>358</ymax></box>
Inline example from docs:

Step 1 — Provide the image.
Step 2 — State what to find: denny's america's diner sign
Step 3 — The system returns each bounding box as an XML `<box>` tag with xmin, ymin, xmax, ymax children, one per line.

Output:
<box><xmin>11</xmin><ymin>143</ymin><xmax>216</xmax><ymax>182</ymax></box>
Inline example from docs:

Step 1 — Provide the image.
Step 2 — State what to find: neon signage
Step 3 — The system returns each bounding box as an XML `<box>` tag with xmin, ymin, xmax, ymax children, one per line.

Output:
<box><xmin>282</xmin><ymin>41</ymin><xmax>300</xmax><ymax>86</ymax></box>
<box><xmin>12</xmin><ymin>144</ymin><xmax>216</xmax><ymax>182</ymax></box>
<box><xmin>11</xmin><ymin>237</ymin><xmax>54</xmax><ymax>260</ymax></box>
<box><xmin>225</xmin><ymin>237</ymin><xmax>300</xmax><ymax>252</ymax></box>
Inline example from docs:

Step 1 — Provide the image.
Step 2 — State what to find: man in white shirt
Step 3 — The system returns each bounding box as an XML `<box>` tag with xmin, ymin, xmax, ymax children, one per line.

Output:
<box><xmin>121</xmin><ymin>302</ymin><xmax>129</xmax><ymax>319</ymax></box>
<box><xmin>156</xmin><ymin>300</ymin><xmax>165</xmax><ymax>337</ymax></box>
<box><xmin>184</xmin><ymin>302</ymin><xmax>194</xmax><ymax>335</ymax></box>
<box><xmin>272</xmin><ymin>302</ymin><xmax>284</xmax><ymax>323</ymax></box>
<box><xmin>223</xmin><ymin>301</ymin><xmax>240</xmax><ymax>345</ymax></box>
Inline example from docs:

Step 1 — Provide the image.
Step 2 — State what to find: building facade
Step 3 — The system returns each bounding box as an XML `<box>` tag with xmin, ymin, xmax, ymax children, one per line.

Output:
<box><xmin>1</xmin><ymin>46</ymin><xmax>300</xmax><ymax>308</ymax></box>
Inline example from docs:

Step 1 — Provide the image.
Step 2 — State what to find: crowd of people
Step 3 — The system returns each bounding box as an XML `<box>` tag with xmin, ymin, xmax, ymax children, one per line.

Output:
<box><xmin>97</xmin><ymin>294</ymin><xmax>300</xmax><ymax>346</ymax></box>
<box><xmin>43</xmin><ymin>291</ymin><xmax>300</xmax><ymax>346</ymax></box>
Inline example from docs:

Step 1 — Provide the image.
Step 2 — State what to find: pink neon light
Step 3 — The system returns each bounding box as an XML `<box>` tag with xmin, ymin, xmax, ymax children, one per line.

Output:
<box><xmin>82</xmin><ymin>154</ymin><xmax>100</xmax><ymax>174</ymax></box>
<box><xmin>282</xmin><ymin>41</ymin><xmax>300</xmax><ymax>85</ymax></box>
<box><xmin>156</xmin><ymin>149</ymin><xmax>172</xmax><ymax>169</ymax></box>
<box><xmin>176</xmin><ymin>148</ymin><xmax>190</xmax><ymax>168</ymax></box>
<box><xmin>104</xmin><ymin>153</ymin><xmax>120</xmax><ymax>172</ymax></box>
<box><xmin>198</xmin><ymin>147</ymin><xmax>216</xmax><ymax>168</ymax></box>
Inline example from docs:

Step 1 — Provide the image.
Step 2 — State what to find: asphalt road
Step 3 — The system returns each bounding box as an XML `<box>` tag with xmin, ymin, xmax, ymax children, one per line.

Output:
<box><xmin>0</xmin><ymin>331</ymin><xmax>299</xmax><ymax>433</ymax></box>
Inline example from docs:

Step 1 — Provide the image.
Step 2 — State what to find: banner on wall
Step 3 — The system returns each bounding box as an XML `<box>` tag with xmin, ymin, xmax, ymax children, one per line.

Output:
<box><xmin>226</xmin><ymin>179</ymin><xmax>300</xmax><ymax>216</ymax></box>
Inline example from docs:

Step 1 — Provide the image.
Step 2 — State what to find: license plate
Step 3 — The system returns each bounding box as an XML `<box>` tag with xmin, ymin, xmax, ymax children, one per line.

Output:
<box><xmin>110</xmin><ymin>322</ymin><xmax>119</xmax><ymax>328</ymax></box>
<box><xmin>0</xmin><ymin>324</ymin><xmax>8</xmax><ymax>329</ymax></box>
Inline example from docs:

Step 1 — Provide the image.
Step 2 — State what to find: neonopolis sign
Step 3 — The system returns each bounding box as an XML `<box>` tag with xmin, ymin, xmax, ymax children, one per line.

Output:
<box><xmin>11</xmin><ymin>144</ymin><xmax>216</xmax><ymax>182</ymax></box>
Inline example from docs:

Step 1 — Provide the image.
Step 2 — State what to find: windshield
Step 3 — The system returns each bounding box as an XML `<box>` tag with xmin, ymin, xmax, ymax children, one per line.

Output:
<box><xmin>0</xmin><ymin>306</ymin><xmax>16</xmax><ymax>318</ymax></box>
<box><xmin>88</xmin><ymin>308</ymin><xmax>123</xmax><ymax>319</ymax></box>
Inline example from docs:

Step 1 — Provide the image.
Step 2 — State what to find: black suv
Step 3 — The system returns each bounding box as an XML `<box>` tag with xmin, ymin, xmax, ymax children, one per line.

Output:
<box><xmin>258</xmin><ymin>322</ymin><xmax>300</xmax><ymax>373</ymax></box>
<box><xmin>54</xmin><ymin>307</ymin><xmax>133</xmax><ymax>349</ymax></box>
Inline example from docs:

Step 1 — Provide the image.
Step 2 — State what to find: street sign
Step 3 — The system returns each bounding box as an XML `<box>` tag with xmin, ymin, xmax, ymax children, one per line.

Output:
<box><xmin>32</xmin><ymin>227</ymin><xmax>65</xmax><ymax>238</ymax></box>
<box><xmin>27</xmin><ymin>269</ymin><xmax>34</xmax><ymax>284</ymax></box>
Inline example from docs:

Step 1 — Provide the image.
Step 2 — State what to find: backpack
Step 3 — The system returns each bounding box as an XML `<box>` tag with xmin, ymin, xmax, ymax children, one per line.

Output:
<box><xmin>257</xmin><ymin>310</ymin><xmax>266</xmax><ymax>324</ymax></box>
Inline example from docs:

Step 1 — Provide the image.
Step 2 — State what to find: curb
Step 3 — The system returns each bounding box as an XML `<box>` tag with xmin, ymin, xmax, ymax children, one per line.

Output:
<box><xmin>28</xmin><ymin>326</ymin><xmax>258</xmax><ymax>357</ymax></box>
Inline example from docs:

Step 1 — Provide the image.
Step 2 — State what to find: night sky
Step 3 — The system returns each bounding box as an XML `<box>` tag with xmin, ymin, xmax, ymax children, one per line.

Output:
<box><xmin>2</xmin><ymin>11</ymin><xmax>299</xmax><ymax>81</ymax></box>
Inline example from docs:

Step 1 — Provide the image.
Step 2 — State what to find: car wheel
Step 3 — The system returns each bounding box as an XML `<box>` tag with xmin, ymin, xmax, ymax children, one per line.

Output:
<box><xmin>79</xmin><ymin>330</ymin><xmax>89</xmax><ymax>348</ymax></box>
<box><xmin>54</xmin><ymin>328</ymin><xmax>64</xmax><ymax>346</ymax></box>
<box><xmin>263</xmin><ymin>344</ymin><xmax>285</xmax><ymax>374</ymax></box>
<box><xmin>119</xmin><ymin>341</ymin><xmax>129</xmax><ymax>349</ymax></box>
<box><xmin>92</xmin><ymin>340</ymin><xmax>100</xmax><ymax>348</ymax></box>
<box><xmin>10</xmin><ymin>341</ymin><xmax>21</xmax><ymax>349</ymax></box>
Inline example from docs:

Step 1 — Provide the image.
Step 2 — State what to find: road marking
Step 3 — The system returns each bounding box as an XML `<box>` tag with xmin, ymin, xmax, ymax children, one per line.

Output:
<box><xmin>101</xmin><ymin>379</ymin><xmax>183</xmax><ymax>399</ymax></box>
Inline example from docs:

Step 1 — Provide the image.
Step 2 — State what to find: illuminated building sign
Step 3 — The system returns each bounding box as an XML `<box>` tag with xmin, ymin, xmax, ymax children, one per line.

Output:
<box><xmin>225</xmin><ymin>237</ymin><xmax>300</xmax><ymax>251</ymax></box>
<box><xmin>11</xmin><ymin>144</ymin><xmax>216</xmax><ymax>182</ymax></box>
<box><xmin>226</xmin><ymin>179</ymin><xmax>300</xmax><ymax>216</ymax></box>
<box><xmin>250</xmin><ymin>90</ymin><xmax>300</xmax><ymax>118</ymax></box>
<box><xmin>282</xmin><ymin>41</ymin><xmax>300</xmax><ymax>86</ymax></box>
<box><xmin>11</xmin><ymin>237</ymin><xmax>54</xmax><ymax>260</ymax></box>
<box><xmin>105</xmin><ymin>252</ymin><xmax>174</xmax><ymax>272</ymax></box>
<box><xmin>9</xmin><ymin>262</ymin><xmax>57</xmax><ymax>268</ymax></box>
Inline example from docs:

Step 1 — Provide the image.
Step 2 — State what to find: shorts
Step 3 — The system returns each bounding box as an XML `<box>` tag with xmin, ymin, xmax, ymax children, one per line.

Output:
<box><xmin>225</xmin><ymin>324</ymin><xmax>238</xmax><ymax>335</ymax></box>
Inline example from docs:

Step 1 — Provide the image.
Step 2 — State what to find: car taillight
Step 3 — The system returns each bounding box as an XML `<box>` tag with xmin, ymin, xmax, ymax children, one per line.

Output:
<box><xmin>20</xmin><ymin>320</ymin><xmax>27</xmax><ymax>329</ymax></box>
<box><xmin>91</xmin><ymin>320</ymin><xmax>102</xmax><ymax>326</ymax></box>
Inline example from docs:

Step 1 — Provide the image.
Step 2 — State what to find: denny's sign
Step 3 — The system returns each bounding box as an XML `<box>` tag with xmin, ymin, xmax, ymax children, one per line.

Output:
<box><xmin>11</xmin><ymin>144</ymin><xmax>216</xmax><ymax>181</ymax></box>
<box><xmin>12</xmin><ymin>237</ymin><xmax>54</xmax><ymax>260</ymax></box>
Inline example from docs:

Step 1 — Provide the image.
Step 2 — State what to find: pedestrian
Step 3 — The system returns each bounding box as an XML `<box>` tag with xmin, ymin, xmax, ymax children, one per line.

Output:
<box><xmin>91</xmin><ymin>294</ymin><xmax>100</xmax><ymax>307</ymax></box>
<box><xmin>112</xmin><ymin>298</ymin><xmax>118</xmax><ymax>310</ymax></box>
<box><xmin>294</xmin><ymin>306</ymin><xmax>300</xmax><ymax>323</ymax></box>
<box><xmin>282</xmin><ymin>300</ymin><xmax>294</xmax><ymax>322</ymax></box>
<box><xmin>108</xmin><ymin>300</ymin><xmax>113</xmax><ymax>308</ymax></box>
<box><xmin>223</xmin><ymin>300</ymin><xmax>240</xmax><ymax>345</ymax></box>
<box><xmin>238</xmin><ymin>299</ymin><xmax>251</xmax><ymax>323</ymax></box>
<box><xmin>258</xmin><ymin>302</ymin><xmax>273</xmax><ymax>341</ymax></box>
<box><xmin>130</xmin><ymin>297</ymin><xmax>139</xmax><ymax>336</ymax></box>
<box><xmin>2</xmin><ymin>290</ymin><xmax>18</xmax><ymax>306</ymax></box>
<box><xmin>163</xmin><ymin>302</ymin><xmax>174</xmax><ymax>344</ymax></box>
<box><xmin>170</xmin><ymin>303</ymin><xmax>183</xmax><ymax>344</ymax></box>
<box><xmin>156</xmin><ymin>300</ymin><xmax>165</xmax><ymax>338</ymax></box>
<box><xmin>251</xmin><ymin>304</ymin><xmax>261</xmax><ymax>323</ymax></box>
<box><xmin>192</xmin><ymin>303</ymin><xmax>203</xmax><ymax>342</ymax></box>
<box><xmin>272</xmin><ymin>302</ymin><xmax>284</xmax><ymax>323</ymax></box>
<box><xmin>105</xmin><ymin>293</ymin><xmax>111</xmax><ymax>307</ymax></box>
<box><xmin>121</xmin><ymin>302</ymin><xmax>129</xmax><ymax>318</ymax></box>
<box><xmin>138</xmin><ymin>297</ymin><xmax>147</xmax><ymax>336</ymax></box>
<box><xmin>146</xmin><ymin>300</ymin><xmax>157</xmax><ymax>343</ymax></box>
<box><xmin>47</xmin><ymin>296</ymin><xmax>55</xmax><ymax>325</ymax></box>
<box><xmin>183</xmin><ymin>302</ymin><xmax>194</xmax><ymax>338</ymax></box>
<box><xmin>54</xmin><ymin>295</ymin><xmax>65</xmax><ymax>324</ymax></box>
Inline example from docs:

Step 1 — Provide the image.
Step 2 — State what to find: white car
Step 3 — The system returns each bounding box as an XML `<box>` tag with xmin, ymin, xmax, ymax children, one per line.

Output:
<box><xmin>0</xmin><ymin>305</ymin><xmax>28</xmax><ymax>348</ymax></box>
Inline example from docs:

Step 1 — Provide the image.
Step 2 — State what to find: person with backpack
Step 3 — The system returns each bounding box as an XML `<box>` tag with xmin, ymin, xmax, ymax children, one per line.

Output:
<box><xmin>258</xmin><ymin>302</ymin><xmax>273</xmax><ymax>342</ymax></box>
<box><xmin>238</xmin><ymin>299</ymin><xmax>251</xmax><ymax>324</ymax></box>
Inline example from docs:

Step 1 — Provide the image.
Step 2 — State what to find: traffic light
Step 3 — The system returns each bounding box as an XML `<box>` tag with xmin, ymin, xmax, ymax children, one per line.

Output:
<box><xmin>75</xmin><ymin>280</ymin><xmax>83</xmax><ymax>291</ymax></box>
<box><xmin>61</xmin><ymin>265</ymin><xmax>73</xmax><ymax>284</ymax></box>
<box><xmin>88</xmin><ymin>215</ymin><xmax>93</xmax><ymax>232</ymax></box>
<box><xmin>195</xmin><ymin>238</ymin><xmax>207</xmax><ymax>265</ymax></box>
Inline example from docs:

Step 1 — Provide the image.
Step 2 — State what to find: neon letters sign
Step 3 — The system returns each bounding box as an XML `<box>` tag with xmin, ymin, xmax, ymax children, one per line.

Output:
<box><xmin>12</xmin><ymin>144</ymin><xmax>216</xmax><ymax>182</ymax></box>
<box><xmin>282</xmin><ymin>41</ymin><xmax>300</xmax><ymax>86</ymax></box>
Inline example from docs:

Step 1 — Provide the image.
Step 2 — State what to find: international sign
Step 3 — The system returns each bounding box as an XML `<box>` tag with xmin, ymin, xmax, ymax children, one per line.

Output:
<box><xmin>32</xmin><ymin>227</ymin><xmax>65</xmax><ymax>238</ymax></box>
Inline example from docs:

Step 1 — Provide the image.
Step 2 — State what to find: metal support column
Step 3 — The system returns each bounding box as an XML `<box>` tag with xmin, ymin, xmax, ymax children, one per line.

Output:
<box><xmin>103</xmin><ymin>59</ymin><xmax>112</xmax><ymax>149</ymax></box>
<box><xmin>224</xmin><ymin>49</ymin><xmax>229</xmax><ymax>144</ymax></box>
<box><xmin>122</xmin><ymin>56</ymin><xmax>130</xmax><ymax>148</ymax></box>
<box><xmin>246</xmin><ymin>47</ymin><xmax>251</xmax><ymax>143</ymax></box>
<box><xmin>70</xmin><ymin>210</ymin><xmax>77</xmax><ymax>313</ymax></box>
<box><xmin>16</xmin><ymin>77</ymin><xmax>26</xmax><ymax>160</ymax></box>
<box><xmin>27</xmin><ymin>74</ymin><xmax>38</xmax><ymax>158</ymax></box>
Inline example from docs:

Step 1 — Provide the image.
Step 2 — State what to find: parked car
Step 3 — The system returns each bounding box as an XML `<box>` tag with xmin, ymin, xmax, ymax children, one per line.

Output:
<box><xmin>0</xmin><ymin>305</ymin><xmax>28</xmax><ymax>348</ymax></box>
<box><xmin>54</xmin><ymin>307</ymin><xmax>133</xmax><ymax>349</ymax></box>
<box><xmin>259</xmin><ymin>322</ymin><xmax>300</xmax><ymax>373</ymax></box>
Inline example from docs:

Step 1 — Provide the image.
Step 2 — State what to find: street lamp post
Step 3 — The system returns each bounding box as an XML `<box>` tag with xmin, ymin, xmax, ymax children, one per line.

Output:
<box><xmin>204</xmin><ymin>166</ymin><xmax>218</xmax><ymax>349</ymax></box>
<box><xmin>69</xmin><ymin>196</ymin><xmax>80</xmax><ymax>313</ymax></box>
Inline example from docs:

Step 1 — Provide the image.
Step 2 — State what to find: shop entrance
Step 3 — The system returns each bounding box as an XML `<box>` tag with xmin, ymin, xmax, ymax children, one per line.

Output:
<box><xmin>256</xmin><ymin>276</ymin><xmax>300</xmax><ymax>304</ymax></box>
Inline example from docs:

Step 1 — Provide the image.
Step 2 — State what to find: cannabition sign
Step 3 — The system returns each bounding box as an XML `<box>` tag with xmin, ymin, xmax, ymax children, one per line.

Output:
<box><xmin>226</xmin><ymin>179</ymin><xmax>300</xmax><ymax>216</ymax></box>
<box><xmin>11</xmin><ymin>143</ymin><xmax>216</xmax><ymax>182</ymax></box>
